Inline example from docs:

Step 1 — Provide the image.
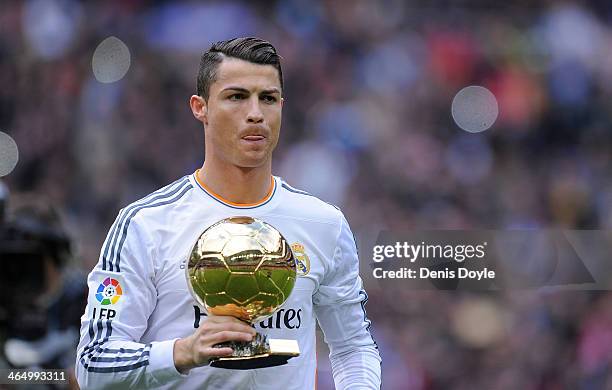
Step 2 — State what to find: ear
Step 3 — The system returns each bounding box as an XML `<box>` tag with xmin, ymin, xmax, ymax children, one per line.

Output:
<box><xmin>189</xmin><ymin>95</ymin><xmax>208</xmax><ymax>125</ymax></box>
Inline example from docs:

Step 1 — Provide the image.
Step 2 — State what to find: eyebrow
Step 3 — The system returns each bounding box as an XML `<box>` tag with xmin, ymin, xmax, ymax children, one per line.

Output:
<box><xmin>221</xmin><ymin>86</ymin><xmax>281</xmax><ymax>95</ymax></box>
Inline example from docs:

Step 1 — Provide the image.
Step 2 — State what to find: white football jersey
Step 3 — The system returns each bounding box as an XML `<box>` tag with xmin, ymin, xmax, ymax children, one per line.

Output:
<box><xmin>76</xmin><ymin>172</ymin><xmax>381</xmax><ymax>389</ymax></box>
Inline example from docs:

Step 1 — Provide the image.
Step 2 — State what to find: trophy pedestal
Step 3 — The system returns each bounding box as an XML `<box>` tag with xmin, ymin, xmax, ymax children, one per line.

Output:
<box><xmin>210</xmin><ymin>337</ymin><xmax>300</xmax><ymax>370</ymax></box>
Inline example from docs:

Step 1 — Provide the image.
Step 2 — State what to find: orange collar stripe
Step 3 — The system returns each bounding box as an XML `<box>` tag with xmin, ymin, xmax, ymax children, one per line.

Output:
<box><xmin>194</xmin><ymin>170</ymin><xmax>275</xmax><ymax>208</ymax></box>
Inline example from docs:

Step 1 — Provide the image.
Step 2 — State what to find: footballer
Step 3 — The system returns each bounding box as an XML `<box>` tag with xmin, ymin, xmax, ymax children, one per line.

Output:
<box><xmin>76</xmin><ymin>37</ymin><xmax>381</xmax><ymax>389</ymax></box>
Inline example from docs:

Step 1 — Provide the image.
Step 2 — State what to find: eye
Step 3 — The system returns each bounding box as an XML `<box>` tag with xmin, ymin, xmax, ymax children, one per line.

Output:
<box><xmin>261</xmin><ymin>95</ymin><xmax>277</xmax><ymax>104</ymax></box>
<box><xmin>228</xmin><ymin>93</ymin><xmax>245</xmax><ymax>101</ymax></box>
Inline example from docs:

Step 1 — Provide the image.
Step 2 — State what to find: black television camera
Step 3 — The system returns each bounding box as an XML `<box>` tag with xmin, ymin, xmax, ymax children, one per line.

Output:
<box><xmin>0</xmin><ymin>187</ymin><xmax>86</xmax><ymax>370</ymax></box>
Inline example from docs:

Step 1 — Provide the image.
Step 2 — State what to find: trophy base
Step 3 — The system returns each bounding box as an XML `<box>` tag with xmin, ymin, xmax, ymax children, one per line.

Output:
<box><xmin>209</xmin><ymin>353</ymin><xmax>294</xmax><ymax>370</ymax></box>
<box><xmin>210</xmin><ymin>336</ymin><xmax>300</xmax><ymax>370</ymax></box>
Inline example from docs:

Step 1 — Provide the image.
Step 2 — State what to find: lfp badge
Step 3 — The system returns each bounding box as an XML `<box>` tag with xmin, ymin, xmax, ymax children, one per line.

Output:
<box><xmin>96</xmin><ymin>277</ymin><xmax>123</xmax><ymax>305</ymax></box>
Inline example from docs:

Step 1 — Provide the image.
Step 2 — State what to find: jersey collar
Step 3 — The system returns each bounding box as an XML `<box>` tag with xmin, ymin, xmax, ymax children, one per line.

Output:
<box><xmin>193</xmin><ymin>170</ymin><xmax>277</xmax><ymax>209</ymax></box>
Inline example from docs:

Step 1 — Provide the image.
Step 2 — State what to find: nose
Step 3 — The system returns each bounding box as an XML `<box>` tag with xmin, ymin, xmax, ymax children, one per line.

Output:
<box><xmin>246</xmin><ymin>96</ymin><xmax>264</xmax><ymax>124</ymax></box>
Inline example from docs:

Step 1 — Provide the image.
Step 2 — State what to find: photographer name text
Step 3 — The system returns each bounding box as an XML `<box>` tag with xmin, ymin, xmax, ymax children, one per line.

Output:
<box><xmin>371</xmin><ymin>241</ymin><xmax>495</xmax><ymax>280</ymax></box>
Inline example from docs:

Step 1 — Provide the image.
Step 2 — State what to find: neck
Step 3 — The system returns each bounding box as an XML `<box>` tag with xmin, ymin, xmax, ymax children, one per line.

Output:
<box><xmin>197</xmin><ymin>159</ymin><xmax>273</xmax><ymax>205</ymax></box>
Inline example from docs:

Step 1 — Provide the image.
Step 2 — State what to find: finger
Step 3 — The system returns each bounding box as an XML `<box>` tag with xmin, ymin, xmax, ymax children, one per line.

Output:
<box><xmin>201</xmin><ymin>347</ymin><xmax>234</xmax><ymax>358</ymax></box>
<box><xmin>208</xmin><ymin>331</ymin><xmax>254</xmax><ymax>345</ymax></box>
<box><xmin>213</xmin><ymin>322</ymin><xmax>256</xmax><ymax>334</ymax></box>
<box><xmin>201</xmin><ymin>321</ymin><xmax>256</xmax><ymax>335</ymax></box>
<box><xmin>208</xmin><ymin>316</ymin><xmax>252</xmax><ymax>326</ymax></box>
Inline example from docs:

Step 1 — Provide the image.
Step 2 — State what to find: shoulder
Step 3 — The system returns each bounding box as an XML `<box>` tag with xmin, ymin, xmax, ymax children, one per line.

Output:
<box><xmin>275</xmin><ymin>177</ymin><xmax>344</xmax><ymax>226</ymax></box>
<box><xmin>117</xmin><ymin>175</ymin><xmax>195</xmax><ymax>228</ymax></box>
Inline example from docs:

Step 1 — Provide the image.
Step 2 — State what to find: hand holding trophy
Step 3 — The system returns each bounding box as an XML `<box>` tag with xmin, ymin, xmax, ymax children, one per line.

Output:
<box><xmin>186</xmin><ymin>216</ymin><xmax>300</xmax><ymax>369</ymax></box>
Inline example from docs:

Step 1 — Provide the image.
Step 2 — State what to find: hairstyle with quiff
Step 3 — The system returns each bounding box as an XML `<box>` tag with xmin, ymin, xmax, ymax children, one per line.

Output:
<box><xmin>196</xmin><ymin>37</ymin><xmax>283</xmax><ymax>100</ymax></box>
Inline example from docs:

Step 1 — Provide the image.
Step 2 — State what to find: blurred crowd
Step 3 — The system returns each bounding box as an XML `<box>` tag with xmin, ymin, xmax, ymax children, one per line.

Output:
<box><xmin>1</xmin><ymin>0</ymin><xmax>612</xmax><ymax>388</ymax></box>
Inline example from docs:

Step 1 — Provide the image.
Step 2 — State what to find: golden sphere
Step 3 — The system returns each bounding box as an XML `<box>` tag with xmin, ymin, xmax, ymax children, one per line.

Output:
<box><xmin>187</xmin><ymin>217</ymin><xmax>297</xmax><ymax>323</ymax></box>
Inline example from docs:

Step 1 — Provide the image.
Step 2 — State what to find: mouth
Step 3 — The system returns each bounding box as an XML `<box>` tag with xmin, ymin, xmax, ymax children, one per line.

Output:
<box><xmin>240</xmin><ymin>132</ymin><xmax>268</xmax><ymax>148</ymax></box>
<box><xmin>240</xmin><ymin>125</ymin><xmax>269</xmax><ymax>145</ymax></box>
<box><xmin>242</xmin><ymin>135</ymin><xmax>266</xmax><ymax>141</ymax></box>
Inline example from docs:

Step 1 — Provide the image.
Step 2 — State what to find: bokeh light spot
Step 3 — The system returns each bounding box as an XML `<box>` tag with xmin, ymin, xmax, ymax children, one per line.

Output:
<box><xmin>0</xmin><ymin>132</ymin><xmax>19</xmax><ymax>177</ymax></box>
<box><xmin>451</xmin><ymin>86</ymin><xmax>499</xmax><ymax>133</ymax></box>
<box><xmin>92</xmin><ymin>36</ymin><xmax>131</xmax><ymax>83</ymax></box>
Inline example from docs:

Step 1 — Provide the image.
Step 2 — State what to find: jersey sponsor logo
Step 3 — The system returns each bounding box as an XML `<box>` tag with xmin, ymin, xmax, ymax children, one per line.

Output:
<box><xmin>192</xmin><ymin>305</ymin><xmax>208</xmax><ymax>328</ymax></box>
<box><xmin>192</xmin><ymin>306</ymin><xmax>303</xmax><ymax>330</ymax></box>
<box><xmin>258</xmin><ymin>308</ymin><xmax>302</xmax><ymax>329</ymax></box>
<box><xmin>96</xmin><ymin>277</ymin><xmax>123</xmax><ymax>305</ymax></box>
<box><xmin>291</xmin><ymin>243</ymin><xmax>310</xmax><ymax>276</ymax></box>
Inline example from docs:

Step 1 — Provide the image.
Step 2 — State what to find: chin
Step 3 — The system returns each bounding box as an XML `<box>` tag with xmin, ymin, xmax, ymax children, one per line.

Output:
<box><xmin>232</xmin><ymin>145</ymin><xmax>273</xmax><ymax>168</ymax></box>
<box><xmin>236</xmin><ymin>155</ymin><xmax>269</xmax><ymax>169</ymax></box>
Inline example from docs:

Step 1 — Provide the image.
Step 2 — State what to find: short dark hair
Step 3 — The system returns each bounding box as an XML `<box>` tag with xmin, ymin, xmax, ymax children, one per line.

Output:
<box><xmin>196</xmin><ymin>37</ymin><xmax>283</xmax><ymax>100</ymax></box>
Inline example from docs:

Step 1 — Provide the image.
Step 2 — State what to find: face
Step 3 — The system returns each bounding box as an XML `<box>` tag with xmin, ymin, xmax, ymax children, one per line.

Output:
<box><xmin>190</xmin><ymin>57</ymin><xmax>283</xmax><ymax>169</ymax></box>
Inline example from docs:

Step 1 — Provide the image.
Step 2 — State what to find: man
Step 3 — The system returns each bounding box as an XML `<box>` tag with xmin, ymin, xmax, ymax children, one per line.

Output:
<box><xmin>76</xmin><ymin>37</ymin><xmax>381</xmax><ymax>389</ymax></box>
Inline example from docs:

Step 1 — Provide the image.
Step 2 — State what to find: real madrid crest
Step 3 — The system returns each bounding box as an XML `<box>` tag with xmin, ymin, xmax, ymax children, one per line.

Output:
<box><xmin>291</xmin><ymin>243</ymin><xmax>310</xmax><ymax>276</ymax></box>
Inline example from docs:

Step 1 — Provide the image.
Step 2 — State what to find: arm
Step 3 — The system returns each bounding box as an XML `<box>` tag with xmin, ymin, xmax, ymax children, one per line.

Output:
<box><xmin>76</xmin><ymin>211</ymin><xmax>254</xmax><ymax>389</ymax></box>
<box><xmin>75</xmin><ymin>211</ymin><xmax>185</xmax><ymax>389</ymax></box>
<box><xmin>313</xmin><ymin>214</ymin><xmax>382</xmax><ymax>390</ymax></box>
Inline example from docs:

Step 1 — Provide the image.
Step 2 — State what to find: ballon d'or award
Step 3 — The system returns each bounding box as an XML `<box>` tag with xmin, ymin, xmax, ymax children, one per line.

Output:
<box><xmin>186</xmin><ymin>216</ymin><xmax>300</xmax><ymax>369</ymax></box>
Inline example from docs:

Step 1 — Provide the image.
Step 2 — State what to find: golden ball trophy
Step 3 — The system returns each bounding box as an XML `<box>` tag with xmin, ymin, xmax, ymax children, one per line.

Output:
<box><xmin>186</xmin><ymin>216</ymin><xmax>300</xmax><ymax>369</ymax></box>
